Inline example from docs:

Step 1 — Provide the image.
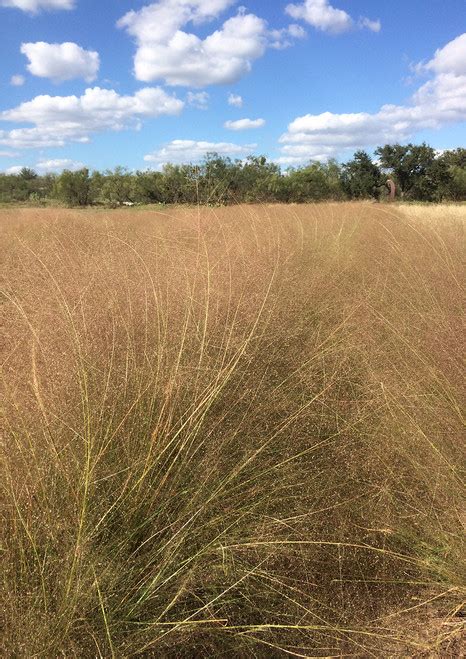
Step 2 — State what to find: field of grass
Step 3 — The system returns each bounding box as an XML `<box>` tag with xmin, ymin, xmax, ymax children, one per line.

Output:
<box><xmin>2</xmin><ymin>203</ymin><xmax>465</xmax><ymax>657</ymax></box>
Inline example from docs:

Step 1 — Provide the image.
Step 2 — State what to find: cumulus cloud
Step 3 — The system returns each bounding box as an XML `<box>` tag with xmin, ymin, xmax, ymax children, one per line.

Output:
<box><xmin>144</xmin><ymin>138</ymin><xmax>256</xmax><ymax>167</ymax></box>
<box><xmin>420</xmin><ymin>32</ymin><xmax>466</xmax><ymax>76</ymax></box>
<box><xmin>187</xmin><ymin>91</ymin><xmax>210</xmax><ymax>109</ymax></box>
<box><xmin>4</xmin><ymin>165</ymin><xmax>26</xmax><ymax>174</ymax></box>
<box><xmin>21</xmin><ymin>42</ymin><xmax>100</xmax><ymax>83</ymax></box>
<box><xmin>0</xmin><ymin>86</ymin><xmax>184</xmax><ymax>149</ymax></box>
<box><xmin>35</xmin><ymin>158</ymin><xmax>85</xmax><ymax>173</ymax></box>
<box><xmin>228</xmin><ymin>93</ymin><xmax>243</xmax><ymax>107</ymax></box>
<box><xmin>117</xmin><ymin>1</ymin><xmax>304</xmax><ymax>87</ymax></box>
<box><xmin>2</xmin><ymin>159</ymin><xmax>84</xmax><ymax>174</ymax></box>
<box><xmin>10</xmin><ymin>74</ymin><xmax>26</xmax><ymax>86</ymax></box>
<box><xmin>0</xmin><ymin>0</ymin><xmax>74</xmax><ymax>12</ymax></box>
<box><xmin>278</xmin><ymin>33</ymin><xmax>466</xmax><ymax>165</ymax></box>
<box><xmin>285</xmin><ymin>0</ymin><xmax>380</xmax><ymax>34</ymax></box>
<box><xmin>224</xmin><ymin>117</ymin><xmax>265</xmax><ymax>130</ymax></box>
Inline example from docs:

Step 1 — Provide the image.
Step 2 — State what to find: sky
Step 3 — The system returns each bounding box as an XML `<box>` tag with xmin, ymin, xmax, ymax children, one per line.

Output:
<box><xmin>0</xmin><ymin>0</ymin><xmax>465</xmax><ymax>174</ymax></box>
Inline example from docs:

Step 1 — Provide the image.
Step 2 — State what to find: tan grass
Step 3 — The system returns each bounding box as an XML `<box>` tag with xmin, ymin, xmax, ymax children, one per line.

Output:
<box><xmin>1</xmin><ymin>203</ymin><xmax>465</xmax><ymax>656</ymax></box>
<box><xmin>398</xmin><ymin>203</ymin><xmax>466</xmax><ymax>224</ymax></box>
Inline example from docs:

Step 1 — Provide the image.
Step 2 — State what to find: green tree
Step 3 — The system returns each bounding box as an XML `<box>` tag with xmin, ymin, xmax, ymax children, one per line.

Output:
<box><xmin>287</xmin><ymin>161</ymin><xmax>344</xmax><ymax>202</ymax></box>
<box><xmin>55</xmin><ymin>168</ymin><xmax>91</xmax><ymax>206</ymax></box>
<box><xmin>375</xmin><ymin>143</ymin><xmax>441</xmax><ymax>200</ymax></box>
<box><xmin>19</xmin><ymin>167</ymin><xmax>38</xmax><ymax>181</ymax></box>
<box><xmin>237</xmin><ymin>156</ymin><xmax>282</xmax><ymax>203</ymax></box>
<box><xmin>100</xmin><ymin>167</ymin><xmax>134</xmax><ymax>205</ymax></box>
<box><xmin>446</xmin><ymin>165</ymin><xmax>466</xmax><ymax>201</ymax></box>
<box><xmin>438</xmin><ymin>149</ymin><xmax>466</xmax><ymax>201</ymax></box>
<box><xmin>342</xmin><ymin>151</ymin><xmax>381</xmax><ymax>199</ymax></box>
<box><xmin>440</xmin><ymin>148</ymin><xmax>466</xmax><ymax>169</ymax></box>
<box><xmin>201</xmin><ymin>153</ymin><xmax>238</xmax><ymax>204</ymax></box>
<box><xmin>159</xmin><ymin>164</ymin><xmax>190</xmax><ymax>204</ymax></box>
<box><xmin>132</xmin><ymin>171</ymin><xmax>164</xmax><ymax>204</ymax></box>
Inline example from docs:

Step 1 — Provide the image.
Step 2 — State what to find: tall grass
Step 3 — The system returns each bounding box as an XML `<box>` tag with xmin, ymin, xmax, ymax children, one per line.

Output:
<box><xmin>2</xmin><ymin>203</ymin><xmax>465</xmax><ymax>656</ymax></box>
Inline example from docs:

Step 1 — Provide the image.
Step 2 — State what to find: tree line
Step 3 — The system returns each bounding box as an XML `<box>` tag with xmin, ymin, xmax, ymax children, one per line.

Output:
<box><xmin>1</xmin><ymin>144</ymin><xmax>465</xmax><ymax>207</ymax></box>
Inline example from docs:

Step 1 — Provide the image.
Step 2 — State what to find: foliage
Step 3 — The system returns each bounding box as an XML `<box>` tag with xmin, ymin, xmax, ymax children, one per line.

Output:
<box><xmin>1</xmin><ymin>143</ymin><xmax>465</xmax><ymax>206</ymax></box>
<box><xmin>54</xmin><ymin>168</ymin><xmax>91</xmax><ymax>206</ymax></box>
<box><xmin>342</xmin><ymin>150</ymin><xmax>382</xmax><ymax>199</ymax></box>
<box><xmin>375</xmin><ymin>142</ymin><xmax>455</xmax><ymax>201</ymax></box>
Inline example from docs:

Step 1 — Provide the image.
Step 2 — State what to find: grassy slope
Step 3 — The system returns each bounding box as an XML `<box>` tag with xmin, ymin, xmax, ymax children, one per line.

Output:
<box><xmin>1</xmin><ymin>203</ymin><xmax>465</xmax><ymax>656</ymax></box>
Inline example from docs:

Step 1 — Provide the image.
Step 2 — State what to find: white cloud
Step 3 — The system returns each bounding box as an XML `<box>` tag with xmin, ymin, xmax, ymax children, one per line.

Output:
<box><xmin>118</xmin><ymin>1</ymin><xmax>303</xmax><ymax>87</ymax></box>
<box><xmin>21</xmin><ymin>42</ymin><xmax>100</xmax><ymax>83</ymax></box>
<box><xmin>36</xmin><ymin>158</ymin><xmax>84</xmax><ymax>173</ymax></box>
<box><xmin>2</xmin><ymin>158</ymin><xmax>84</xmax><ymax>174</ymax></box>
<box><xmin>268</xmin><ymin>23</ymin><xmax>307</xmax><ymax>49</ymax></box>
<box><xmin>0</xmin><ymin>86</ymin><xmax>185</xmax><ymax>149</ymax></box>
<box><xmin>287</xmin><ymin>23</ymin><xmax>308</xmax><ymax>39</ymax></box>
<box><xmin>224</xmin><ymin>117</ymin><xmax>265</xmax><ymax>130</ymax></box>
<box><xmin>187</xmin><ymin>91</ymin><xmax>210</xmax><ymax>109</ymax></box>
<box><xmin>10</xmin><ymin>74</ymin><xmax>25</xmax><ymax>86</ymax></box>
<box><xmin>4</xmin><ymin>165</ymin><xmax>25</xmax><ymax>174</ymax></box>
<box><xmin>285</xmin><ymin>0</ymin><xmax>380</xmax><ymax>34</ymax></box>
<box><xmin>423</xmin><ymin>32</ymin><xmax>466</xmax><ymax>76</ymax></box>
<box><xmin>278</xmin><ymin>33</ymin><xmax>466</xmax><ymax>164</ymax></box>
<box><xmin>228</xmin><ymin>93</ymin><xmax>243</xmax><ymax>107</ymax></box>
<box><xmin>144</xmin><ymin>138</ymin><xmax>256</xmax><ymax>167</ymax></box>
<box><xmin>0</xmin><ymin>150</ymin><xmax>20</xmax><ymax>157</ymax></box>
<box><xmin>0</xmin><ymin>0</ymin><xmax>74</xmax><ymax>12</ymax></box>
<box><xmin>358</xmin><ymin>17</ymin><xmax>381</xmax><ymax>33</ymax></box>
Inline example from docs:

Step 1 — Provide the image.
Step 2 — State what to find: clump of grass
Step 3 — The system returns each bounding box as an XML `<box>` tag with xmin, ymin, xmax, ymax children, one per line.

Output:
<box><xmin>1</xmin><ymin>203</ymin><xmax>465</xmax><ymax>656</ymax></box>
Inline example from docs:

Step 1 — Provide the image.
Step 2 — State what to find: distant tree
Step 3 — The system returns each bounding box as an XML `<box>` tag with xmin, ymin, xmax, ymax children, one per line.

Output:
<box><xmin>132</xmin><ymin>170</ymin><xmax>164</xmax><ymax>204</ymax></box>
<box><xmin>19</xmin><ymin>167</ymin><xmax>38</xmax><ymax>181</ymax></box>
<box><xmin>40</xmin><ymin>173</ymin><xmax>56</xmax><ymax>197</ymax></box>
<box><xmin>2</xmin><ymin>142</ymin><xmax>464</xmax><ymax>207</ymax></box>
<box><xmin>55</xmin><ymin>168</ymin><xmax>91</xmax><ymax>206</ymax></box>
<box><xmin>423</xmin><ymin>158</ymin><xmax>454</xmax><ymax>201</ymax></box>
<box><xmin>324</xmin><ymin>159</ymin><xmax>346</xmax><ymax>200</ymax></box>
<box><xmin>159</xmin><ymin>164</ymin><xmax>190</xmax><ymax>204</ymax></box>
<box><xmin>287</xmin><ymin>161</ymin><xmax>344</xmax><ymax>202</ymax></box>
<box><xmin>342</xmin><ymin>151</ymin><xmax>381</xmax><ymax>199</ymax></box>
<box><xmin>375</xmin><ymin>143</ymin><xmax>439</xmax><ymax>200</ymax></box>
<box><xmin>201</xmin><ymin>153</ymin><xmax>238</xmax><ymax>204</ymax></box>
<box><xmin>440</xmin><ymin>148</ymin><xmax>466</xmax><ymax>169</ymax></box>
<box><xmin>0</xmin><ymin>174</ymin><xmax>28</xmax><ymax>202</ymax></box>
<box><xmin>89</xmin><ymin>171</ymin><xmax>104</xmax><ymax>203</ymax></box>
<box><xmin>438</xmin><ymin>149</ymin><xmax>466</xmax><ymax>201</ymax></box>
<box><xmin>445</xmin><ymin>164</ymin><xmax>466</xmax><ymax>201</ymax></box>
<box><xmin>238</xmin><ymin>156</ymin><xmax>283</xmax><ymax>203</ymax></box>
<box><xmin>100</xmin><ymin>167</ymin><xmax>134</xmax><ymax>205</ymax></box>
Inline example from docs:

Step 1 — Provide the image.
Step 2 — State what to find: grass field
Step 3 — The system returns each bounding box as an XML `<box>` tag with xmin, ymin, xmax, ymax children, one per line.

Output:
<box><xmin>2</xmin><ymin>203</ymin><xmax>465</xmax><ymax>657</ymax></box>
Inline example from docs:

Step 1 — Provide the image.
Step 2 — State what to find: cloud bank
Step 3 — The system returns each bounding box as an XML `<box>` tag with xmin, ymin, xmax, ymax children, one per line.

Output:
<box><xmin>0</xmin><ymin>0</ymin><xmax>74</xmax><ymax>13</ymax></box>
<box><xmin>278</xmin><ymin>33</ymin><xmax>466</xmax><ymax>164</ymax></box>
<box><xmin>36</xmin><ymin>158</ymin><xmax>85</xmax><ymax>172</ymax></box>
<box><xmin>0</xmin><ymin>87</ymin><xmax>184</xmax><ymax>148</ymax></box>
<box><xmin>144</xmin><ymin>138</ymin><xmax>256</xmax><ymax>167</ymax></box>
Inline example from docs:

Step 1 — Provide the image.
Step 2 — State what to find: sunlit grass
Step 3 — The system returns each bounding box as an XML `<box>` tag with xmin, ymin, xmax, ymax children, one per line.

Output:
<box><xmin>1</xmin><ymin>203</ymin><xmax>465</xmax><ymax>656</ymax></box>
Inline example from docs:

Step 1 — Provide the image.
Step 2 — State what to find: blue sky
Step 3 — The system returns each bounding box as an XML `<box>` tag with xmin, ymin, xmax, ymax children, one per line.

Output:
<box><xmin>0</xmin><ymin>0</ymin><xmax>465</xmax><ymax>173</ymax></box>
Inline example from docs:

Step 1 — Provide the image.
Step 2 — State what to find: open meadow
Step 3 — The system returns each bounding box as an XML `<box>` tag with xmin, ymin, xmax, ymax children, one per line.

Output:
<box><xmin>1</xmin><ymin>202</ymin><xmax>465</xmax><ymax>657</ymax></box>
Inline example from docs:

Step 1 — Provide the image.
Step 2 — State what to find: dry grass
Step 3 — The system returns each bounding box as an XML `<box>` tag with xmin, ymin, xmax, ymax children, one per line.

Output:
<box><xmin>1</xmin><ymin>203</ymin><xmax>465</xmax><ymax>657</ymax></box>
<box><xmin>398</xmin><ymin>203</ymin><xmax>466</xmax><ymax>223</ymax></box>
